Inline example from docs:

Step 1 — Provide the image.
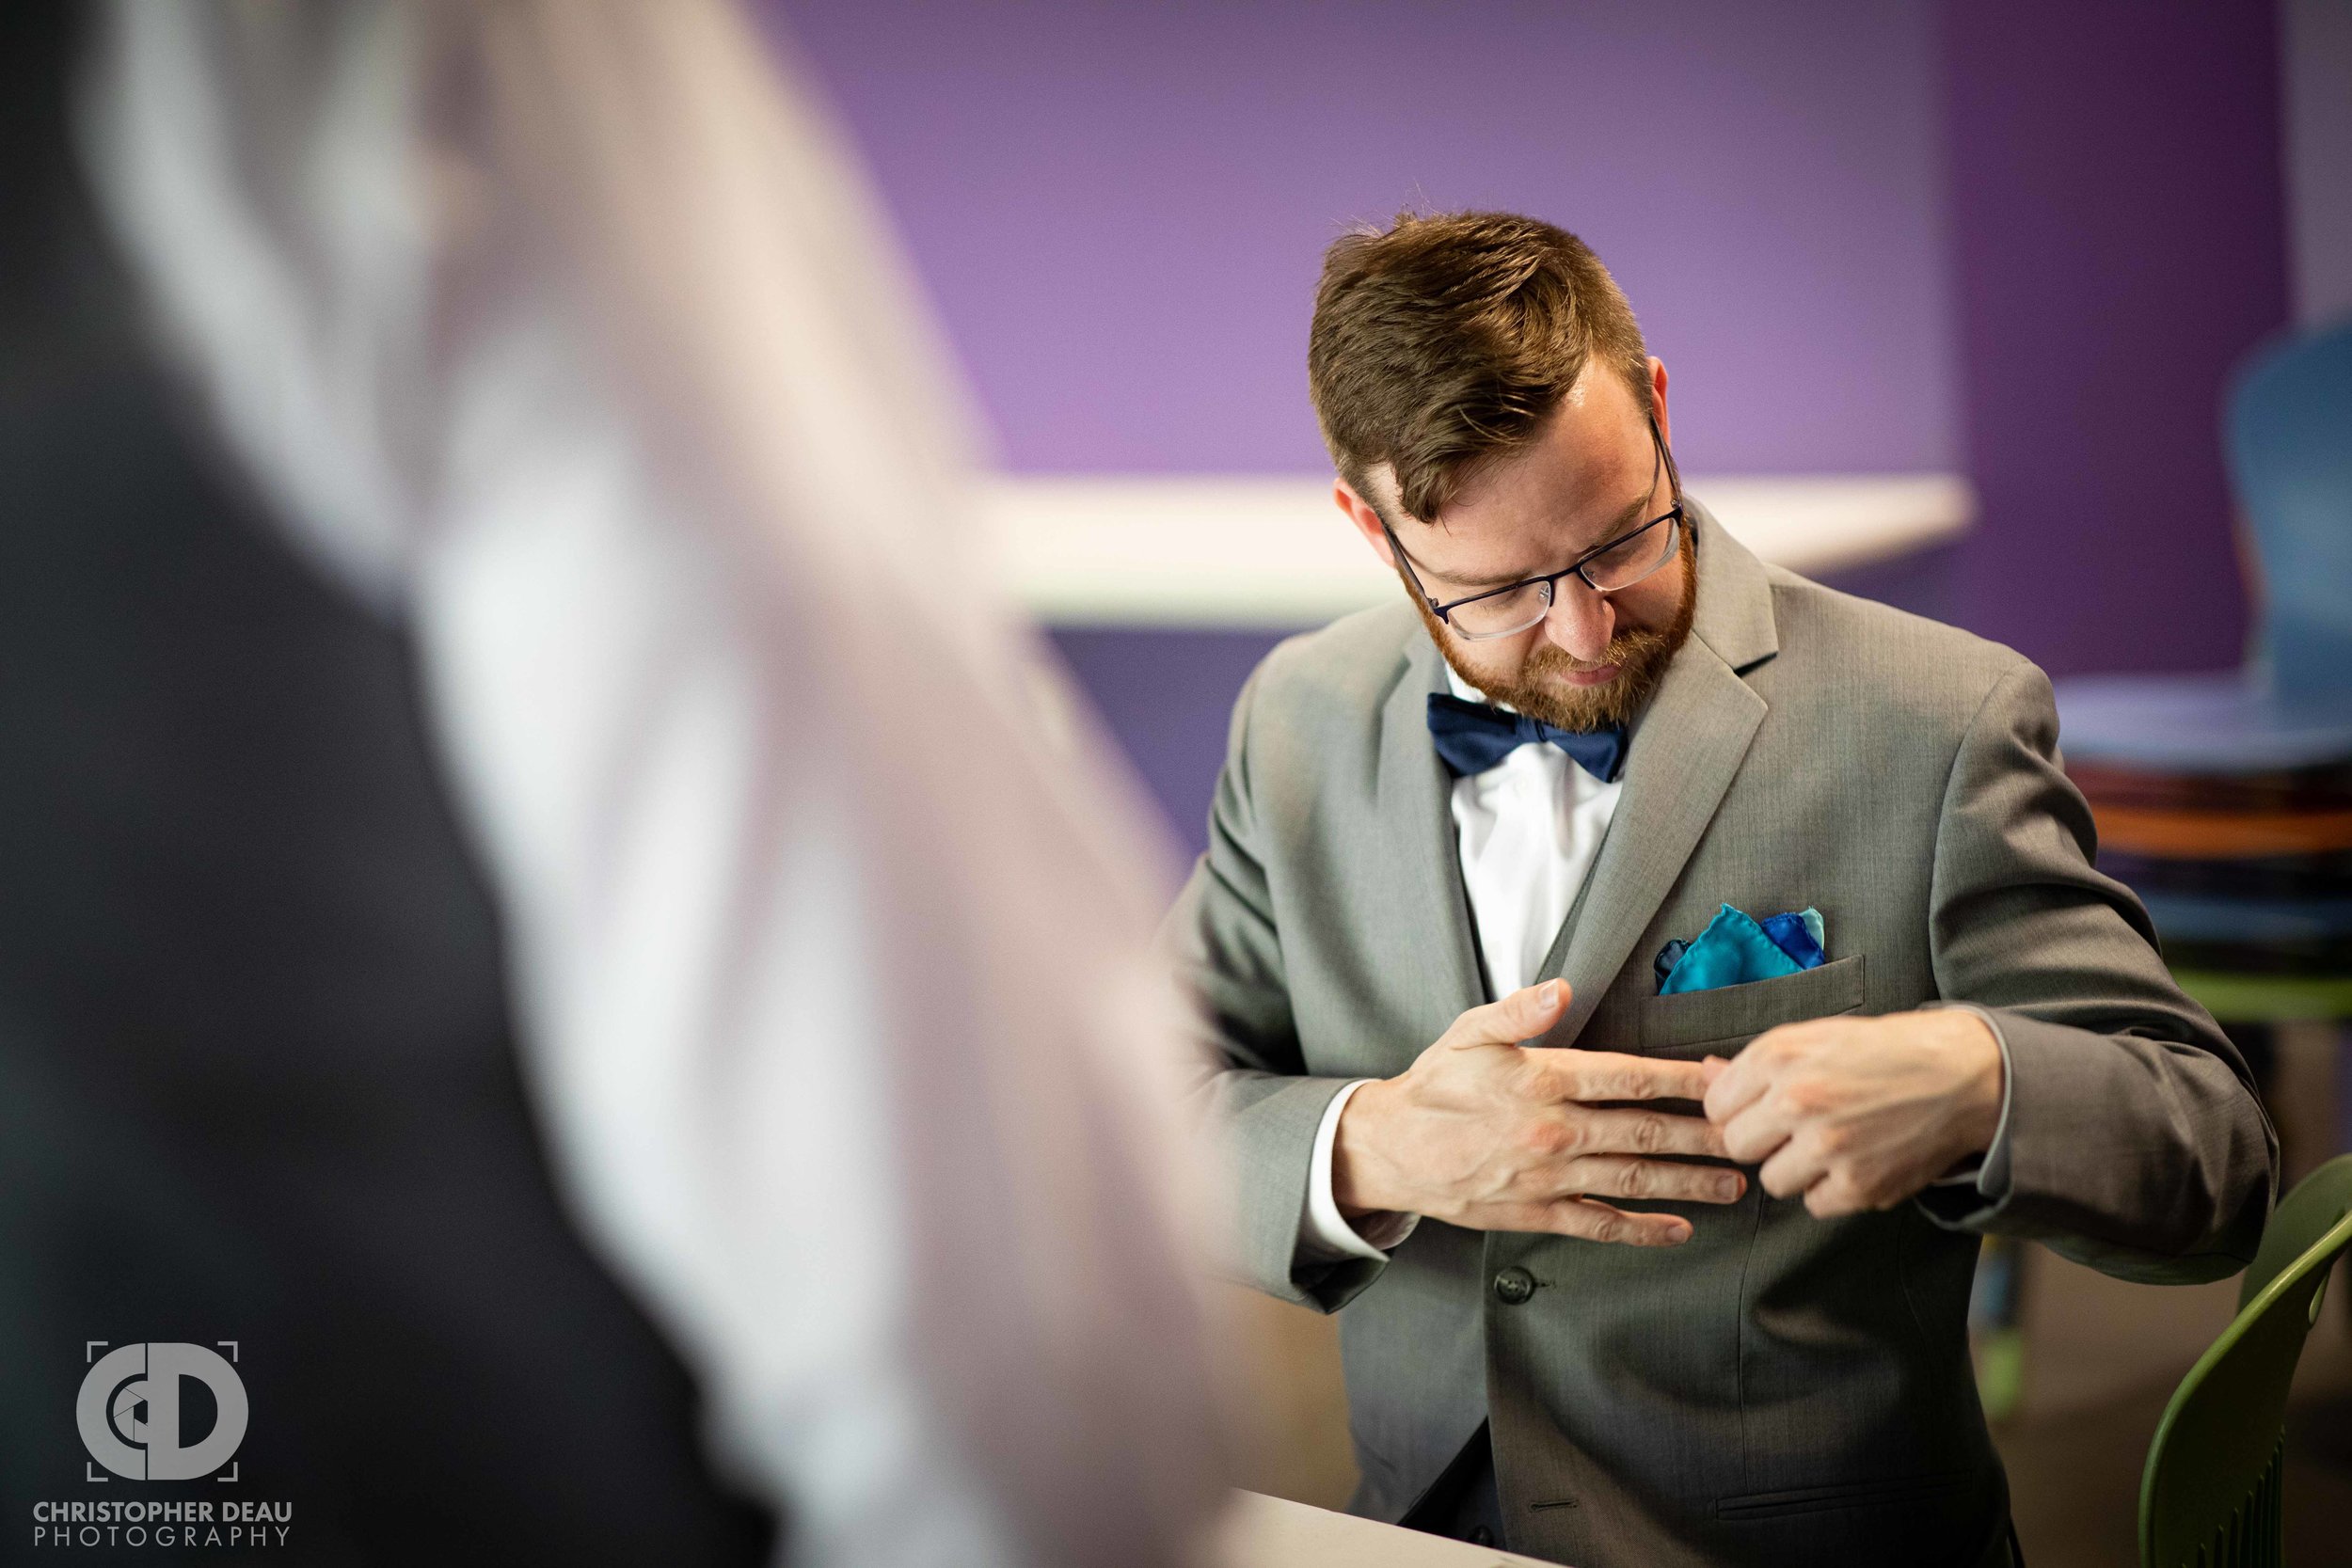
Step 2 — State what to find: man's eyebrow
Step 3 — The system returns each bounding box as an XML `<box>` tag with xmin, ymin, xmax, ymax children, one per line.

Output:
<box><xmin>1429</xmin><ymin>491</ymin><xmax>1654</xmax><ymax>592</ymax></box>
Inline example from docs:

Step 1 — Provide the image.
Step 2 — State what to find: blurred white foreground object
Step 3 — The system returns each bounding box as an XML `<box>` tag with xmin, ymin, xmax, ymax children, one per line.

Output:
<box><xmin>87</xmin><ymin>3</ymin><xmax>1224</xmax><ymax>1565</ymax></box>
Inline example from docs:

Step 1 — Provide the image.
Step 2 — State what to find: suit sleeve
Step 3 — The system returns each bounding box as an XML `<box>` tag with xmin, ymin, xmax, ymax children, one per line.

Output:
<box><xmin>1915</xmin><ymin>660</ymin><xmax>2277</xmax><ymax>1282</ymax></box>
<box><xmin>1169</xmin><ymin>658</ymin><xmax>1386</xmax><ymax>1311</ymax></box>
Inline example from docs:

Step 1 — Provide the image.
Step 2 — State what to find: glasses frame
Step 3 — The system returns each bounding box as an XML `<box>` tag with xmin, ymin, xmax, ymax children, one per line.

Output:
<box><xmin>1381</xmin><ymin>416</ymin><xmax>1685</xmax><ymax>642</ymax></box>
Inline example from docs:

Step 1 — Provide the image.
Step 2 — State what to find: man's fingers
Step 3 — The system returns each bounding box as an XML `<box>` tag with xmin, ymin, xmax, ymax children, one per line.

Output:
<box><xmin>1444</xmin><ymin>979</ymin><xmax>1573</xmax><ymax>1050</ymax></box>
<box><xmin>1720</xmin><ymin>1098</ymin><xmax>1800</xmax><ymax>1166</ymax></box>
<box><xmin>1701</xmin><ymin>1048</ymin><xmax>1772</xmax><ymax>1123</ymax></box>
<box><xmin>1543</xmin><ymin>1197</ymin><xmax>1693</xmax><ymax>1246</ymax></box>
<box><xmin>1553</xmin><ymin>1155</ymin><xmax>1745</xmax><ymax>1206</ymax></box>
<box><xmin>1757</xmin><ymin>1129</ymin><xmax>1832</xmax><ymax>1201</ymax></box>
<box><xmin>1704</xmin><ymin>1020</ymin><xmax>1850</xmax><ymax>1122</ymax></box>
<box><xmin>1561</xmin><ymin>1105</ymin><xmax>1733</xmax><ymax>1161</ymax></box>
<box><xmin>1803</xmin><ymin>1176</ymin><xmax>1871</xmax><ymax>1219</ymax></box>
<box><xmin>1526</xmin><ymin>1048</ymin><xmax>1711</xmax><ymax>1104</ymax></box>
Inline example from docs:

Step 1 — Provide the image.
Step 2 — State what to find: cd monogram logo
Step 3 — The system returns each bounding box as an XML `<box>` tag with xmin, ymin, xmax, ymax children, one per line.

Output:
<box><xmin>76</xmin><ymin>1343</ymin><xmax>249</xmax><ymax>1481</ymax></box>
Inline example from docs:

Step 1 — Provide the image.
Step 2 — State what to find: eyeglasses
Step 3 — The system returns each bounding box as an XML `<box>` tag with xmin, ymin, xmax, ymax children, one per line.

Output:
<box><xmin>1382</xmin><ymin>417</ymin><xmax>1684</xmax><ymax>641</ymax></box>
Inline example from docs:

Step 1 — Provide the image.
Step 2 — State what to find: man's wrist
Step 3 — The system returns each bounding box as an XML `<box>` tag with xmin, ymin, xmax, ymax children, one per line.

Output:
<box><xmin>1947</xmin><ymin>1008</ymin><xmax>2006</xmax><ymax>1156</ymax></box>
<box><xmin>1330</xmin><ymin>1075</ymin><xmax>1398</xmax><ymax>1218</ymax></box>
<box><xmin>1301</xmin><ymin>1081</ymin><xmax>1413</xmax><ymax>1262</ymax></box>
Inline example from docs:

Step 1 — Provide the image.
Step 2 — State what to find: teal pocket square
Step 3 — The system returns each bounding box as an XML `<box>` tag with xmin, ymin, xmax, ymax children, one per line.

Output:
<box><xmin>1656</xmin><ymin>904</ymin><xmax>1827</xmax><ymax>995</ymax></box>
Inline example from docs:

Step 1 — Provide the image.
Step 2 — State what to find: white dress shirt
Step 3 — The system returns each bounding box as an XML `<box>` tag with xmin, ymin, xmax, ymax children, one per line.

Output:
<box><xmin>88</xmin><ymin>7</ymin><xmax>1221</xmax><ymax>1565</ymax></box>
<box><xmin>1300</xmin><ymin>671</ymin><xmax>1624</xmax><ymax>1262</ymax></box>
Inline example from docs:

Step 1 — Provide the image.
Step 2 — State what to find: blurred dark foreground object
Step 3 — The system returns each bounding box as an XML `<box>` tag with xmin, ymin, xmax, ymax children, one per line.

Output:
<box><xmin>0</xmin><ymin>4</ymin><xmax>774</xmax><ymax>1558</ymax></box>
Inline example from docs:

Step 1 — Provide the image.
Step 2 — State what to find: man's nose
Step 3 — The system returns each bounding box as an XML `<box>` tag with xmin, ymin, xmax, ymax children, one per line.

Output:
<box><xmin>1542</xmin><ymin>579</ymin><xmax>1615</xmax><ymax>663</ymax></box>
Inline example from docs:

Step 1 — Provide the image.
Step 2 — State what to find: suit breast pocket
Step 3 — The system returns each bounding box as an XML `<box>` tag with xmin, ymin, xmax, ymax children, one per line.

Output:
<box><xmin>1637</xmin><ymin>954</ymin><xmax>1867</xmax><ymax>1058</ymax></box>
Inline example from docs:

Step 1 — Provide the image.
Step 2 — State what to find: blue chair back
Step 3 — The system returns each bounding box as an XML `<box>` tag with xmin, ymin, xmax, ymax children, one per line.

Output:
<box><xmin>2228</xmin><ymin>319</ymin><xmax>2352</xmax><ymax>705</ymax></box>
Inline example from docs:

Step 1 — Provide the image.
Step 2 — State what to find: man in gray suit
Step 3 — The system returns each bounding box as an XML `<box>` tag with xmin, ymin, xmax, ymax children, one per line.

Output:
<box><xmin>1178</xmin><ymin>212</ymin><xmax>2274</xmax><ymax>1568</ymax></box>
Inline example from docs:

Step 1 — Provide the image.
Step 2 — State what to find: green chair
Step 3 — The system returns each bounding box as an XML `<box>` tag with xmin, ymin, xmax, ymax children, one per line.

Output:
<box><xmin>2138</xmin><ymin>1155</ymin><xmax>2352</xmax><ymax>1567</ymax></box>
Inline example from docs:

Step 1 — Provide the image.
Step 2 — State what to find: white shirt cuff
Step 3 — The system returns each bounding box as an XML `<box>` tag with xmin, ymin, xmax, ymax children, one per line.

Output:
<box><xmin>1299</xmin><ymin>1079</ymin><xmax>1420</xmax><ymax>1262</ymax></box>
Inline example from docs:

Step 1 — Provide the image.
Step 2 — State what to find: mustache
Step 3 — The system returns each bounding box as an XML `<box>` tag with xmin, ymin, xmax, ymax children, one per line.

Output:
<box><xmin>1524</xmin><ymin>624</ymin><xmax>1675</xmax><ymax>676</ymax></box>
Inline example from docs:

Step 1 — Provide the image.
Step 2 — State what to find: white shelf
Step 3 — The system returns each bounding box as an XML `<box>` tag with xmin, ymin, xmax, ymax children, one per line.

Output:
<box><xmin>981</xmin><ymin>472</ymin><xmax>1974</xmax><ymax>627</ymax></box>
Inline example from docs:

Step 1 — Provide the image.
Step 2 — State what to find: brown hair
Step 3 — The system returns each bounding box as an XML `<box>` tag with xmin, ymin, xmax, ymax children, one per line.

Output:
<box><xmin>1308</xmin><ymin>211</ymin><xmax>1650</xmax><ymax>526</ymax></box>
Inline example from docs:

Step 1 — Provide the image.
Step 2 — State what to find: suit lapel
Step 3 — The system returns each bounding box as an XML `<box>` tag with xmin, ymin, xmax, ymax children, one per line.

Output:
<box><xmin>1535</xmin><ymin>504</ymin><xmax>1778</xmax><ymax>1044</ymax></box>
<box><xmin>1376</xmin><ymin>638</ymin><xmax>1489</xmax><ymax>1022</ymax></box>
<box><xmin>1540</xmin><ymin>642</ymin><xmax>1764</xmax><ymax>1043</ymax></box>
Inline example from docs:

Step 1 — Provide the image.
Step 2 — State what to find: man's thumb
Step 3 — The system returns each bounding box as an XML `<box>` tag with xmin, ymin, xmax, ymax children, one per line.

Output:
<box><xmin>1508</xmin><ymin>978</ymin><xmax>1570</xmax><ymax>1037</ymax></box>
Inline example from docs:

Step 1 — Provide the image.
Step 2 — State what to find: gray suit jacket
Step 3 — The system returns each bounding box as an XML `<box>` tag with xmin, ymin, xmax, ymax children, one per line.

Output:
<box><xmin>1173</xmin><ymin>506</ymin><xmax>2275</xmax><ymax>1568</ymax></box>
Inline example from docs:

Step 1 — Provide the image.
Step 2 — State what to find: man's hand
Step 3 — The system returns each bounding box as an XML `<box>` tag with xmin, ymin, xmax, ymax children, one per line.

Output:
<box><xmin>1332</xmin><ymin>980</ymin><xmax>1744</xmax><ymax>1245</ymax></box>
<box><xmin>1700</xmin><ymin>1010</ymin><xmax>2004</xmax><ymax>1219</ymax></box>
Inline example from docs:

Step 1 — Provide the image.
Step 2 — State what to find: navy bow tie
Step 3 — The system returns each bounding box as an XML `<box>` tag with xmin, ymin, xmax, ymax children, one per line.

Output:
<box><xmin>1426</xmin><ymin>692</ymin><xmax>1628</xmax><ymax>783</ymax></box>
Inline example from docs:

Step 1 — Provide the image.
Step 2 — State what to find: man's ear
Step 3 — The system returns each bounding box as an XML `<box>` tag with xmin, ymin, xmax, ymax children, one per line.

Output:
<box><xmin>1333</xmin><ymin>478</ymin><xmax>1396</xmax><ymax>567</ymax></box>
<box><xmin>1648</xmin><ymin>356</ymin><xmax>1672</xmax><ymax>449</ymax></box>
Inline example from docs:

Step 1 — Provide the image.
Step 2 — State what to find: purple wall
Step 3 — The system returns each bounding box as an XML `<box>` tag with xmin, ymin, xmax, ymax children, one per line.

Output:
<box><xmin>775</xmin><ymin>0</ymin><xmax>1958</xmax><ymax>476</ymax></box>
<box><xmin>767</xmin><ymin>2</ymin><xmax>2293</xmax><ymax>851</ymax></box>
<box><xmin>1046</xmin><ymin>626</ymin><xmax>1283</xmax><ymax>859</ymax></box>
<box><xmin>1939</xmin><ymin>1</ymin><xmax>2289</xmax><ymax>678</ymax></box>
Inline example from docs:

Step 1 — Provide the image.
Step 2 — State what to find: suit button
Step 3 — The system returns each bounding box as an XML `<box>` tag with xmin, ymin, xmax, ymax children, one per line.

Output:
<box><xmin>1493</xmin><ymin>1266</ymin><xmax>1536</xmax><ymax>1306</ymax></box>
